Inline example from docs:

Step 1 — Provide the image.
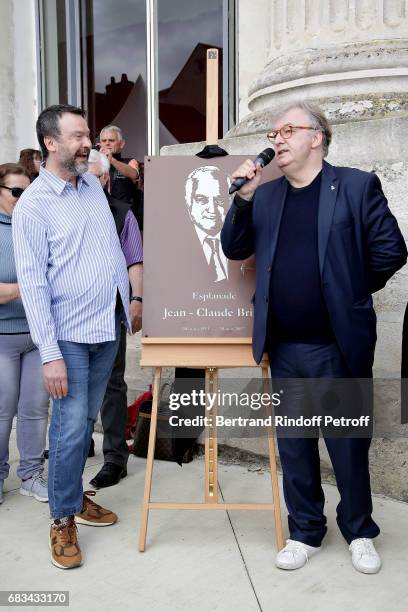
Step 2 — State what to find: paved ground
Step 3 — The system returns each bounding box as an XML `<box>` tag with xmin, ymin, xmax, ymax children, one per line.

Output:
<box><xmin>2</xmin><ymin>334</ymin><xmax>408</xmax><ymax>610</ymax></box>
<box><xmin>1</xmin><ymin>429</ymin><xmax>408</xmax><ymax>612</ymax></box>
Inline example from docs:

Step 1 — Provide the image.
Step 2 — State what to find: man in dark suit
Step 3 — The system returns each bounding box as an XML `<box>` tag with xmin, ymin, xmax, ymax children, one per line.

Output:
<box><xmin>221</xmin><ymin>102</ymin><xmax>407</xmax><ymax>574</ymax></box>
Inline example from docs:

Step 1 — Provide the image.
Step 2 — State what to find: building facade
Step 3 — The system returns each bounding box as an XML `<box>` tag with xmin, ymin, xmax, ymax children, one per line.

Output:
<box><xmin>163</xmin><ymin>1</ymin><xmax>408</xmax><ymax>502</ymax></box>
<box><xmin>1</xmin><ymin>0</ymin><xmax>408</xmax><ymax>499</ymax></box>
<box><xmin>0</xmin><ymin>0</ymin><xmax>236</xmax><ymax>159</ymax></box>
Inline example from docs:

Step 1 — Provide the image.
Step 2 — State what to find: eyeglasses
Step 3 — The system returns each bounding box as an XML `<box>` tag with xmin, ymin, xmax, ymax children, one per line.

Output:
<box><xmin>0</xmin><ymin>185</ymin><xmax>26</xmax><ymax>198</ymax></box>
<box><xmin>267</xmin><ymin>124</ymin><xmax>320</xmax><ymax>143</ymax></box>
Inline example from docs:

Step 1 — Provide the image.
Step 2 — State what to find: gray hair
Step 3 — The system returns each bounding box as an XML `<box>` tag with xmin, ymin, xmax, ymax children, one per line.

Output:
<box><xmin>88</xmin><ymin>149</ymin><xmax>110</xmax><ymax>174</ymax></box>
<box><xmin>99</xmin><ymin>125</ymin><xmax>124</xmax><ymax>141</ymax></box>
<box><xmin>271</xmin><ymin>101</ymin><xmax>332</xmax><ymax>157</ymax></box>
<box><xmin>185</xmin><ymin>166</ymin><xmax>230</xmax><ymax>207</ymax></box>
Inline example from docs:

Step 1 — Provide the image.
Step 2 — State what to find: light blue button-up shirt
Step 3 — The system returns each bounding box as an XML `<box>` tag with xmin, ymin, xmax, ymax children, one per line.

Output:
<box><xmin>12</xmin><ymin>166</ymin><xmax>130</xmax><ymax>364</ymax></box>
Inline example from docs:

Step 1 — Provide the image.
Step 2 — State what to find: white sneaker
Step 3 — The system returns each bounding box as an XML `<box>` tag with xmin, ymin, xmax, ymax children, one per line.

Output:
<box><xmin>275</xmin><ymin>539</ymin><xmax>321</xmax><ymax>570</ymax></box>
<box><xmin>20</xmin><ymin>473</ymin><xmax>48</xmax><ymax>502</ymax></box>
<box><xmin>349</xmin><ymin>538</ymin><xmax>381</xmax><ymax>574</ymax></box>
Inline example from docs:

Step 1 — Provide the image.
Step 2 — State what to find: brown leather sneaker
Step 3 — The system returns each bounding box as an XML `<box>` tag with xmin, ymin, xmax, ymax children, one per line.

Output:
<box><xmin>74</xmin><ymin>490</ymin><xmax>118</xmax><ymax>526</ymax></box>
<box><xmin>49</xmin><ymin>517</ymin><xmax>82</xmax><ymax>569</ymax></box>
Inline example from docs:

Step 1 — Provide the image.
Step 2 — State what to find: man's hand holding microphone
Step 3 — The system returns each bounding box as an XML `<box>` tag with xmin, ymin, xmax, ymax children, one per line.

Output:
<box><xmin>229</xmin><ymin>148</ymin><xmax>275</xmax><ymax>201</ymax></box>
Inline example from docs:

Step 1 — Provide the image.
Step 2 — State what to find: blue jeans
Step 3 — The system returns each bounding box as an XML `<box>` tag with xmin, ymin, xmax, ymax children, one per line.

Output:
<box><xmin>48</xmin><ymin>321</ymin><xmax>120</xmax><ymax>519</ymax></box>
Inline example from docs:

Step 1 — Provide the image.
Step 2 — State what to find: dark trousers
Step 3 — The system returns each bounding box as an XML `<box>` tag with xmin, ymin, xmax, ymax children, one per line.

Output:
<box><xmin>100</xmin><ymin>324</ymin><xmax>129</xmax><ymax>467</ymax></box>
<box><xmin>268</xmin><ymin>341</ymin><xmax>380</xmax><ymax>547</ymax></box>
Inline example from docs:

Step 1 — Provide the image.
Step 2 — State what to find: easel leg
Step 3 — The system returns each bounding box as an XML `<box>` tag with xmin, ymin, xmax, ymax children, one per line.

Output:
<box><xmin>262</xmin><ymin>366</ymin><xmax>285</xmax><ymax>551</ymax></box>
<box><xmin>205</xmin><ymin>368</ymin><xmax>218</xmax><ymax>503</ymax></box>
<box><xmin>139</xmin><ymin>366</ymin><xmax>161</xmax><ymax>552</ymax></box>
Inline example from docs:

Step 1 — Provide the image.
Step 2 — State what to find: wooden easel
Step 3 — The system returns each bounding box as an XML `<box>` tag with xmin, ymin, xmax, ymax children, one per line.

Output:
<box><xmin>138</xmin><ymin>50</ymin><xmax>284</xmax><ymax>553</ymax></box>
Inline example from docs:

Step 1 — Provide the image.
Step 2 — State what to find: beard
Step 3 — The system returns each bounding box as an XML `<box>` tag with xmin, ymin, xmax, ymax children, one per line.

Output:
<box><xmin>60</xmin><ymin>147</ymin><xmax>90</xmax><ymax>176</ymax></box>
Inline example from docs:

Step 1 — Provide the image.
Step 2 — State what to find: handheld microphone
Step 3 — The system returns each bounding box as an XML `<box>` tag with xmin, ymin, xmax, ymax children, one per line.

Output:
<box><xmin>229</xmin><ymin>148</ymin><xmax>275</xmax><ymax>195</ymax></box>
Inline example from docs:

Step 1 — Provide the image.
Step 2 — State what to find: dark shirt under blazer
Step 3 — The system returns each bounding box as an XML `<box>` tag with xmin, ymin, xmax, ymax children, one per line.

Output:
<box><xmin>221</xmin><ymin>160</ymin><xmax>407</xmax><ymax>377</ymax></box>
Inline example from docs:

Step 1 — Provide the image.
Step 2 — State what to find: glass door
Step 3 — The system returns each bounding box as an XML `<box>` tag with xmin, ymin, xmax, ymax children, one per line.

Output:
<box><xmin>157</xmin><ymin>0</ymin><xmax>225</xmax><ymax>148</ymax></box>
<box><xmin>80</xmin><ymin>0</ymin><xmax>148</xmax><ymax>157</ymax></box>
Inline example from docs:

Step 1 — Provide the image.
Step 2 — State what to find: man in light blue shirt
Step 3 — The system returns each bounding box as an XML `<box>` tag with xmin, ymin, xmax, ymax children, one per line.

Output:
<box><xmin>13</xmin><ymin>104</ymin><xmax>130</xmax><ymax>570</ymax></box>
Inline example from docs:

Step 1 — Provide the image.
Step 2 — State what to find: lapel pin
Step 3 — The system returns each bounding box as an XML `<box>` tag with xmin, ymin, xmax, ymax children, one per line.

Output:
<box><xmin>330</xmin><ymin>185</ymin><xmax>335</xmax><ymax>190</ymax></box>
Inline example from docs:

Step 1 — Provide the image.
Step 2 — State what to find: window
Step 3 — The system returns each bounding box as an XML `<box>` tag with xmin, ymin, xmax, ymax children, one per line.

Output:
<box><xmin>38</xmin><ymin>0</ymin><xmax>235</xmax><ymax>155</ymax></box>
<box><xmin>158</xmin><ymin>0</ymin><xmax>224</xmax><ymax>147</ymax></box>
<box><xmin>81</xmin><ymin>0</ymin><xmax>147</xmax><ymax>157</ymax></box>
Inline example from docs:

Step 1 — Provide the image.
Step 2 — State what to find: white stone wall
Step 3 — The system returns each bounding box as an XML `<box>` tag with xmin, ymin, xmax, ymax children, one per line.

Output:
<box><xmin>250</xmin><ymin>0</ymin><xmax>408</xmax><ymax>111</ymax></box>
<box><xmin>2</xmin><ymin>0</ymin><xmax>407</xmax><ymax>500</ymax></box>
<box><xmin>237</xmin><ymin>0</ymin><xmax>270</xmax><ymax>120</ymax></box>
<box><xmin>0</xmin><ymin>0</ymin><xmax>38</xmax><ymax>165</ymax></box>
<box><xmin>0</xmin><ymin>0</ymin><xmax>16</xmax><ymax>162</ymax></box>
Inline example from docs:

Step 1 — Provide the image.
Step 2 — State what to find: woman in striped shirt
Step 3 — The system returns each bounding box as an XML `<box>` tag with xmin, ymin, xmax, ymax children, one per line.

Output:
<box><xmin>0</xmin><ymin>163</ymin><xmax>49</xmax><ymax>505</ymax></box>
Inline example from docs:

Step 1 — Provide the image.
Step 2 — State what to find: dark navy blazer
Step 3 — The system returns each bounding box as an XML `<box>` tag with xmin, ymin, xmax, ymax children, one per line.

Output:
<box><xmin>221</xmin><ymin>161</ymin><xmax>407</xmax><ymax>377</ymax></box>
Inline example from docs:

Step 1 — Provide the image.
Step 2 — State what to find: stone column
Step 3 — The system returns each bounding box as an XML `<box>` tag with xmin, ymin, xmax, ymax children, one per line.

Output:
<box><xmin>0</xmin><ymin>0</ymin><xmax>38</xmax><ymax>165</ymax></box>
<box><xmin>230</xmin><ymin>0</ymin><xmax>408</xmax><ymax>166</ymax></box>
<box><xmin>12</xmin><ymin>0</ymin><xmax>39</xmax><ymax>157</ymax></box>
<box><xmin>0</xmin><ymin>0</ymin><xmax>17</xmax><ymax>162</ymax></box>
<box><xmin>226</xmin><ymin>0</ymin><xmax>408</xmax><ymax>500</ymax></box>
<box><xmin>162</xmin><ymin>1</ymin><xmax>408</xmax><ymax>500</ymax></box>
